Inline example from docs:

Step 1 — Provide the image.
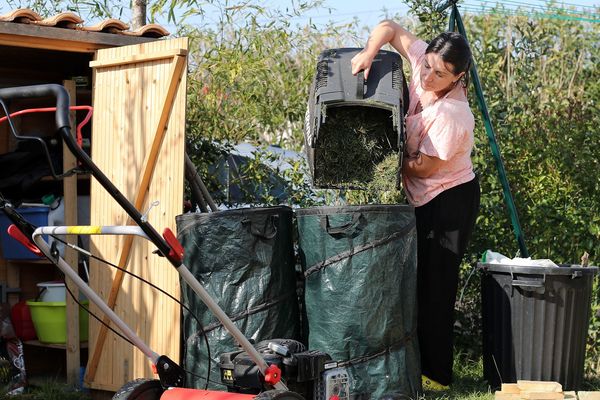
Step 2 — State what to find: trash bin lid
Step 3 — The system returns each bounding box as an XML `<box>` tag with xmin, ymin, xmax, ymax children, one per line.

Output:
<box><xmin>477</xmin><ymin>262</ymin><xmax>598</xmax><ymax>276</ymax></box>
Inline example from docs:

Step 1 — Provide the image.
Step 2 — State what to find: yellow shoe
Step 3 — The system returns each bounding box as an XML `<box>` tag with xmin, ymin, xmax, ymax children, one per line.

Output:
<box><xmin>422</xmin><ymin>375</ymin><xmax>449</xmax><ymax>391</ymax></box>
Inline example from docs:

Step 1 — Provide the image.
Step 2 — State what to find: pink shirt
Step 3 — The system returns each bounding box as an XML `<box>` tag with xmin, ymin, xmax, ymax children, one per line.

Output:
<box><xmin>403</xmin><ymin>40</ymin><xmax>475</xmax><ymax>206</ymax></box>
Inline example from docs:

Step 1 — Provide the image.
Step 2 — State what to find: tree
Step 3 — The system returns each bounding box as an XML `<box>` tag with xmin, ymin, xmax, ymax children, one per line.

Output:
<box><xmin>131</xmin><ymin>0</ymin><xmax>147</xmax><ymax>29</ymax></box>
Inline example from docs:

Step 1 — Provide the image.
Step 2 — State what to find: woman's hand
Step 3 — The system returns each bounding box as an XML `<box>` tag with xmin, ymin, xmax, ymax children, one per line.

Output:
<box><xmin>351</xmin><ymin>50</ymin><xmax>376</xmax><ymax>79</ymax></box>
<box><xmin>351</xmin><ymin>20</ymin><xmax>420</xmax><ymax>80</ymax></box>
<box><xmin>402</xmin><ymin>153</ymin><xmax>445</xmax><ymax>178</ymax></box>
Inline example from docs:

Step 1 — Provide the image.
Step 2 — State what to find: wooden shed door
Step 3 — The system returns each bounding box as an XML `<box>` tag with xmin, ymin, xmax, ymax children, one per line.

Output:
<box><xmin>85</xmin><ymin>37</ymin><xmax>188</xmax><ymax>392</ymax></box>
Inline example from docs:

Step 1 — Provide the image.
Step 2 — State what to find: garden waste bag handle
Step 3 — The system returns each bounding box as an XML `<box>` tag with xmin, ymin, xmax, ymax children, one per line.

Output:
<box><xmin>320</xmin><ymin>213</ymin><xmax>366</xmax><ymax>237</ymax></box>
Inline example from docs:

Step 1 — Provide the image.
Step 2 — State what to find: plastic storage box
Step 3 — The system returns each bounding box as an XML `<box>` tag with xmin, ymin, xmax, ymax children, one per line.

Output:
<box><xmin>304</xmin><ymin>48</ymin><xmax>407</xmax><ymax>189</ymax></box>
<box><xmin>0</xmin><ymin>206</ymin><xmax>49</xmax><ymax>260</ymax></box>
<box><xmin>37</xmin><ymin>281</ymin><xmax>67</xmax><ymax>302</ymax></box>
<box><xmin>478</xmin><ymin>262</ymin><xmax>598</xmax><ymax>390</ymax></box>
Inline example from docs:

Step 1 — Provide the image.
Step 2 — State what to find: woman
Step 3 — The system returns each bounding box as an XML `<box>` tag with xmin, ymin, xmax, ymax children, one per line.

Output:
<box><xmin>351</xmin><ymin>21</ymin><xmax>480</xmax><ymax>391</ymax></box>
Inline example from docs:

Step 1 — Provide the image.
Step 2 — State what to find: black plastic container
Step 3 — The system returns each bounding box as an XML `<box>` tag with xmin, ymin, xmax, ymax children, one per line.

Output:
<box><xmin>304</xmin><ymin>48</ymin><xmax>407</xmax><ymax>189</ymax></box>
<box><xmin>478</xmin><ymin>262</ymin><xmax>598</xmax><ymax>390</ymax></box>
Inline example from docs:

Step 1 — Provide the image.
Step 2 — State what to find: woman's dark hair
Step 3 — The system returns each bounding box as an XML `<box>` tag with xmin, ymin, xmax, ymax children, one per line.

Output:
<box><xmin>426</xmin><ymin>31</ymin><xmax>472</xmax><ymax>87</ymax></box>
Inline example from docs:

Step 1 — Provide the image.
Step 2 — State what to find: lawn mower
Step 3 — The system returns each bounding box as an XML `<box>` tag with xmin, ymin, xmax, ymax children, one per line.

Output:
<box><xmin>0</xmin><ymin>84</ymin><xmax>352</xmax><ymax>400</ymax></box>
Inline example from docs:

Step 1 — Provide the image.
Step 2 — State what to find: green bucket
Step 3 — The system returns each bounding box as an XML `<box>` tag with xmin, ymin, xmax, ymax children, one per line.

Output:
<box><xmin>26</xmin><ymin>300</ymin><xmax>89</xmax><ymax>343</ymax></box>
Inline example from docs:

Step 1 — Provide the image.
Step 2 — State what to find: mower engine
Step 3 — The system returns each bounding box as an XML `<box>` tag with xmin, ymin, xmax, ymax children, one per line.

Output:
<box><xmin>219</xmin><ymin>339</ymin><xmax>349</xmax><ymax>400</ymax></box>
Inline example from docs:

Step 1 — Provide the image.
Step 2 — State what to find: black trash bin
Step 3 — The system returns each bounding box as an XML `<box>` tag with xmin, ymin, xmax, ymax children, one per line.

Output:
<box><xmin>478</xmin><ymin>262</ymin><xmax>598</xmax><ymax>390</ymax></box>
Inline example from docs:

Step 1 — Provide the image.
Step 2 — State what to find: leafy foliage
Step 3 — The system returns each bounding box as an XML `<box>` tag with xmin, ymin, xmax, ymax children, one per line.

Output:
<box><xmin>3</xmin><ymin>0</ymin><xmax>124</xmax><ymax>20</ymax></box>
<box><xmin>185</xmin><ymin>0</ymin><xmax>600</xmax><ymax>375</ymax></box>
<box><xmin>184</xmin><ymin>2</ymin><xmax>361</xmax><ymax>149</ymax></box>
<box><xmin>8</xmin><ymin>0</ymin><xmax>600</xmax><ymax>380</ymax></box>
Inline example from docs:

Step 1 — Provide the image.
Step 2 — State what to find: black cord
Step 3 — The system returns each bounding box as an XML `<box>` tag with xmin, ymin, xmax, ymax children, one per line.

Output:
<box><xmin>62</xmin><ymin>280</ymin><xmax>135</xmax><ymax>347</ymax></box>
<box><xmin>183</xmin><ymin>368</ymin><xmax>227</xmax><ymax>388</ymax></box>
<box><xmin>51</xmin><ymin>234</ymin><xmax>213</xmax><ymax>388</ymax></box>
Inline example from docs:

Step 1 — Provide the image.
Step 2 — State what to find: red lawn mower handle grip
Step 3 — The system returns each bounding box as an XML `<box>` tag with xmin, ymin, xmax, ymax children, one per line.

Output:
<box><xmin>0</xmin><ymin>84</ymin><xmax>70</xmax><ymax>131</ymax></box>
<box><xmin>7</xmin><ymin>224</ymin><xmax>43</xmax><ymax>257</ymax></box>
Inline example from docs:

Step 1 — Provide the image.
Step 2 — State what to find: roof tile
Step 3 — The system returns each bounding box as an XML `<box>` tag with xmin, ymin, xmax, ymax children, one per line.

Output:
<box><xmin>0</xmin><ymin>8</ymin><xmax>169</xmax><ymax>38</ymax></box>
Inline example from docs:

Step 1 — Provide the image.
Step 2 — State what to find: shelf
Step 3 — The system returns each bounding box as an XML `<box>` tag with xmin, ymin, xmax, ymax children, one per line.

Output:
<box><xmin>24</xmin><ymin>340</ymin><xmax>88</xmax><ymax>349</ymax></box>
<box><xmin>6</xmin><ymin>258</ymin><xmax>52</xmax><ymax>265</ymax></box>
<box><xmin>40</xmin><ymin>172</ymin><xmax>91</xmax><ymax>182</ymax></box>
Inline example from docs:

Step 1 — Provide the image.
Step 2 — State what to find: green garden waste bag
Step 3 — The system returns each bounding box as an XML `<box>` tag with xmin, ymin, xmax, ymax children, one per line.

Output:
<box><xmin>176</xmin><ymin>206</ymin><xmax>301</xmax><ymax>389</ymax></box>
<box><xmin>297</xmin><ymin>205</ymin><xmax>420</xmax><ymax>399</ymax></box>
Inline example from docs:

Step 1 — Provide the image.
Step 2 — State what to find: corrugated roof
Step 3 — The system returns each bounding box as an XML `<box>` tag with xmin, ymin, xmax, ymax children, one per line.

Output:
<box><xmin>0</xmin><ymin>8</ymin><xmax>169</xmax><ymax>38</ymax></box>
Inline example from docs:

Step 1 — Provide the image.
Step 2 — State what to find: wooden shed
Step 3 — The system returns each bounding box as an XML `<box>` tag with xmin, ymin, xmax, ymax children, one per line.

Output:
<box><xmin>0</xmin><ymin>11</ymin><xmax>187</xmax><ymax>394</ymax></box>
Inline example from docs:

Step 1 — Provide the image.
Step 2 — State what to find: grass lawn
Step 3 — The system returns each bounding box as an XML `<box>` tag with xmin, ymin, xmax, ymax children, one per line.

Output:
<box><xmin>3</xmin><ymin>356</ymin><xmax>599</xmax><ymax>400</ymax></box>
<box><xmin>421</xmin><ymin>355</ymin><xmax>494</xmax><ymax>400</ymax></box>
<box><xmin>419</xmin><ymin>355</ymin><xmax>600</xmax><ymax>400</ymax></box>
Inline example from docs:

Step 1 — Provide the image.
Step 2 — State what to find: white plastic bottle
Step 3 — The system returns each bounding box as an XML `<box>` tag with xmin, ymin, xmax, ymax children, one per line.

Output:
<box><xmin>43</xmin><ymin>194</ymin><xmax>65</xmax><ymax>257</ymax></box>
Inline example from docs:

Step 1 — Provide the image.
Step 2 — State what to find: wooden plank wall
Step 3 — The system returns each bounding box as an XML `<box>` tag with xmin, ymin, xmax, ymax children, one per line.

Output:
<box><xmin>86</xmin><ymin>37</ymin><xmax>187</xmax><ymax>392</ymax></box>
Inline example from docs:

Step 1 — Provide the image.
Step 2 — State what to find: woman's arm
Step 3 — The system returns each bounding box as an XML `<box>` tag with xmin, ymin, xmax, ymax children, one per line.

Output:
<box><xmin>402</xmin><ymin>153</ymin><xmax>445</xmax><ymax>178</ymax></box>
<box><xmin>351</xmin><ymin>20</ymin><xmax>419</xmax><ymax>79</ymax></box>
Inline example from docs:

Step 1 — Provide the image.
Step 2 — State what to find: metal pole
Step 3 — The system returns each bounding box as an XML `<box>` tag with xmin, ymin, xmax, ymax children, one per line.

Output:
<box><xmin>34</xmin><ymin>225</ymin><xmax>288</xmax><ymax>391</ymax></box>
<box><xmin>450</xmin><ymin>4</ymin><xmax>529</xmax><ymax>257</ymax></box>
<box><xmin>32</xmin><ymin>227</ymin><xmax>160</xmax><ymax>364</ymax></box>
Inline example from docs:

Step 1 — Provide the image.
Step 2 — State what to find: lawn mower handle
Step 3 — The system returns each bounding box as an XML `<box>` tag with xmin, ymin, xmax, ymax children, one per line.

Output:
<box><xmin>7</xmin><ymin>84</ymin><xmax>288</xmax><ymax>391</ymax></box>
<box><xmin>0</xmin><ymin>84</ymin><xmax>70</xmax><ymax>131</ymax></box>
<box><xmin>0</xmin><ymin>83</ymin><xmax>179</xmax><ymax>266</ymax></box>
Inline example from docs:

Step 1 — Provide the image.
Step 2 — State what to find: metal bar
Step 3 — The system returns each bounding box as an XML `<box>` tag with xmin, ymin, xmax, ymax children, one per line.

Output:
<box><xmin>178</xmin><ymin>266</ymin><xmax>288</xmax><ymax>391</ymax></box>
<box><xmin>184</xmin><ymin>152</ymin><xmax>209</xmax><ymax>212</ymax></box>
<box><xmin>437</xmin><ymin>0</ymin><xmax>458</xmax><ymax>13</ymax></box>
<box><xmin>184</xmin><ymin>152</ymin><xmax>218</xmax><ymax>212</ymax></box>
<box><xmin>452</xmin><ymin>4</ymin><xmax>529</xmax><ymax>257</ymax></box>
<box><xmin>32</xmin><ymin>228</ymin><xmax>160</xmax><ymax>364</ymax></box>
<box><xmin>35</xmin><ymin>224</ymin><xmax>288</xmax><ymax>391</ymax></box>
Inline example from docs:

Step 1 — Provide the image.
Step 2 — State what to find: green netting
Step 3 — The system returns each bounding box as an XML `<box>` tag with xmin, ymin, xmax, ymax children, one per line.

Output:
<box><xmin>296</xmin><ymin>205</ymin><xmax>420</xmax><ymax>399</ymax></box>
<box><xmin>176</xmin><ymin>206</ymin><xmax>301</xmax><ymax>389</ymax></box>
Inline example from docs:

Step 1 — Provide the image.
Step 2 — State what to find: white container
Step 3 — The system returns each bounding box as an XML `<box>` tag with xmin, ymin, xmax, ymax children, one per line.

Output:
<box><xmin>37</xmin><ymin>281</ymin><xmax>66</xmax><ymax>302</ymax></box>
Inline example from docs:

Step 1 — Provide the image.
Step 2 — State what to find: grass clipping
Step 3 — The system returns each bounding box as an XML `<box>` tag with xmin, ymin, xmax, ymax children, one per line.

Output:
<box><xmin>314</xmin><ymin>105</ymin><xmax>400</xmax><ymax>190</ymax></box>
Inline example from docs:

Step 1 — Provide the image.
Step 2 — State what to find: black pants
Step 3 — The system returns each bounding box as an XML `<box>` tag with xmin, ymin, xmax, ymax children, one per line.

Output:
<box><xmin>415</xmin><ymin>176</ymin><xmax>480</xmax><ymax>386</ymax></box>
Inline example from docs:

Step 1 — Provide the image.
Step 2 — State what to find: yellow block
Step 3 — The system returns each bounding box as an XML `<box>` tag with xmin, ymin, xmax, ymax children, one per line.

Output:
<box><xmin>520</xmin><ymin>392</ymin><xmax>564</xmax><ymax>400</ymax></box>
<box><xmin>495</xmin><ymin>392</ymin><xmax>521</xmax><ymax>400</ymax></box>
<box><xmin>578</xmin><ymin>392</ymin><xmax>600</xmax><ymax>400</ymax></box>
<box><xmin>518</xmin><ymin>381</ymin><xmax>563</xmax><ymax>393</ymax></box>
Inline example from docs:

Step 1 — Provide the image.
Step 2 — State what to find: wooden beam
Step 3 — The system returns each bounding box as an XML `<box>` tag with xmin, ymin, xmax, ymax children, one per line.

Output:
<box><xmin>520</xmin><ymin>392</ymin><xmax>564</xmax><ymax>400</ymax></box>
<box><xmin>579</xmin><ymin>393</ymin><xmax>600</xmax><ymax>400</ymax></box>
<box><xmin>86</xmin><ymin>53</ymin><xmax>186</xmax><ymax>382</ymax></box>
<box><xmin>63</xmin><ymin>80</ymin><xmax>81</xmax><ymax>387</ymax></box>
<box><xmin>501</xmin><ymin>383</ymin><xmax>521</xmax><ymax>394</ymax></box>
<box><xmin>89</xmin><ymin>48</ymin><xmax>187</xmax><ymax>68</ymax></box>
<box><xmin>517</xmin><ymin>381</ymin><xmax>563</xmax><ymax>393</ymax></box>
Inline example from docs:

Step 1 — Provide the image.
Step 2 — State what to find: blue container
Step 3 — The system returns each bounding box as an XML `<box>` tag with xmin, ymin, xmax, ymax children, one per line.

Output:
<box><xmin>0</xmin><ymin>206</ymin><xmax>49</xmax><ymax>260</ymax></box>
